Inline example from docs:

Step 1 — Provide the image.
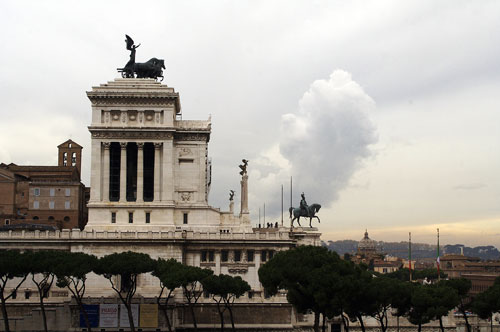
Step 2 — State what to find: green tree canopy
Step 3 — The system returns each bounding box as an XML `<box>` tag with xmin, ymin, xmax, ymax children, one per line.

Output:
<box><xmin>202</xmin><ymin>274</ymin><xmax>250</xmax><ymax>332</ymax></box>
<box><xmin>25</xmin><ymin>250</ymin><xmax>66</xmax><ymax>332</ymax></box>
<box><xmin>176</xmin><ymin>264</ymin><xmax>213</xmax><ymax>331</ymax></box>
<box><xmin>94</xmin><ymin>251</ymin><xmax>155</xmax><ymax>332</ymax></box>
<box><xmin>54</xmin><ymin>251</ymin><xmax>98</xmax><ymax>331</ymax></box>
<box><xmin>0</xmin><ymin>250</ymin><xmax>31</xmax><ymax>332</ymax></box>
<box><xmin>259</xmin><ymin>245</ymin><xmax>353</xmax><ymax>332</ymax></box>
<box><xmin>471</xmin><ymin>276</ymin><xmax>500</xmax><ymax>332</ymax></box>
<box><xmin>440</xmin><ymin>278</ymin><xmax>472</xmax><ymax>332</ymax></box>
<box><xmin>152</xmin><ymin>258</ymin><xmax>185</xmax><ymax>332</ymax></box>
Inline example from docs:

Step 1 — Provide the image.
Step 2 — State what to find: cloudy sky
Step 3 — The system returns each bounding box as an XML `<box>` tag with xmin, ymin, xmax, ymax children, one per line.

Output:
<box><xmin>1</xmin><ymin>1</ymin><xmax>500</xmax><ymax>247</ymax></box>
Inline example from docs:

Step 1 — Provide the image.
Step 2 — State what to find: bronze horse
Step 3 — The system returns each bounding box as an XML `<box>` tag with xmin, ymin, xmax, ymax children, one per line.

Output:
<box><xmin>289</xmin><ymin>203</ymin><xmax>321</xmax><ymax>228</ymax></box>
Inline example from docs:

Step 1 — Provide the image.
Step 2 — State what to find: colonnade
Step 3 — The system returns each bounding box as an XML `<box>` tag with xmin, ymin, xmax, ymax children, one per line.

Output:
<box><xmin>101</xmin><ymin>141</ymin><xmax>162</xmax><ymax>203</ymax></box>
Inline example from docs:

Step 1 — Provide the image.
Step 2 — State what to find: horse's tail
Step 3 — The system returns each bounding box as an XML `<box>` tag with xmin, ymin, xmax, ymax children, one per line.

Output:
<box><xmin>289</xmin><ymin>207</ymin><xmax>293</xmax><ymax>219</ymax></box>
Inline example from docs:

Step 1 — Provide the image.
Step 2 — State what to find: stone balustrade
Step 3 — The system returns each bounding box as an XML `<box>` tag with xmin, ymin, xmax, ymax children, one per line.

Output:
<box><xmin>0</xmin><ymin>228</ymin><xmax>298</xmax><ymax>241</ymax></box>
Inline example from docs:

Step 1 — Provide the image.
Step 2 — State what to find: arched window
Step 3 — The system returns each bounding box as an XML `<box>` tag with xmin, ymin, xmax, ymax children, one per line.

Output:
<box><xmin>63</xmin><ymin>216</ymin><xmax>70</xmax><ymax>222</ymax></box>
<box><xmin>33</xmin><ymin>216</ymin><xmax>39</xmax><ymax>220</ymax></box>
<box><xmin>48</xmin><ymin>216</ymin><xmax>55</xmax><ymax>221</ymax></box>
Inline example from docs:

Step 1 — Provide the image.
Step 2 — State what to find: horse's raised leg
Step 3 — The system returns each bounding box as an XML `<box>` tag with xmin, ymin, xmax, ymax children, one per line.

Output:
<box><xmin>296</xmin><ymin>216</ymin><xmax>301</xmax><ymax>227</ymax></box>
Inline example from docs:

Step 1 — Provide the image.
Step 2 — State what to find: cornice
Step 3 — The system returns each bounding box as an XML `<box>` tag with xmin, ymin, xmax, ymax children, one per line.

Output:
<box><xmin>88</xmin><ymin>128</ymin><xmax>210</xmax><ymax>141</ymax></box>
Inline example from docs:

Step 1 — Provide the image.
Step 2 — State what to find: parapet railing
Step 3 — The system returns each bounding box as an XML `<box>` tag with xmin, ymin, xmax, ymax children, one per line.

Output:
<box><xmin>0</xmin><ymin>228</ymin><xmax>300</xmax><ymax>241</ymax></box>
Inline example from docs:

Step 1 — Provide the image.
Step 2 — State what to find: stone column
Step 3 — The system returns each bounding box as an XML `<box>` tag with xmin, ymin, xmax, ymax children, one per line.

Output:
<box><xmin>102</xmin><ymin>142</ymin><xmax>111</xmax><ymax>202</ymax></box>
<box><xmin>162</xmin><ymin>136</ymin><xmax>174</xmax><ymax>202</ymax></box>
<box><xmin>255</xmin><ymin>250</ymin><xmax>261</xmax><ymax>290</ymax></box>
<box><xmin>89</xmin><ymin>140</ymin><xmax>102</xmax><ymax>202</ymax></box>
<box><xmin>154</xmin><ymin>143</ymin><xmax>162</xmax><ymax>202</ymax></box>
<box><xmin>119</xmin><ymin>142</ymin><xmax>127</xmax><ymax>202</ymax></box>
<box><xmin>137</xmin><ymin>142</ymin><xmax>144</xmax><ymax>203</ymax></box>
<box><xmin>240</xmin><ymin>174</ymin><xmax>249</xmax><ymax>215</ymax></box>
<box><xmin>215</xmin><ymin>251</ymin><xmax>221</xmax><ymax>275</ymax></box>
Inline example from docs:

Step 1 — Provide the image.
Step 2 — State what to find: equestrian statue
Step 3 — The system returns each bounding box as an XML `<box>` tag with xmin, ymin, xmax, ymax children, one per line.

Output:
<box><xmin>117</xmin><ymin>35</ymin><xmax>165</xmax><ymax>81</ymax></box>
<box><xmin>289</xmin><ymin>193</ymin><xmax>321</xmax><ymax>228</ymax></box>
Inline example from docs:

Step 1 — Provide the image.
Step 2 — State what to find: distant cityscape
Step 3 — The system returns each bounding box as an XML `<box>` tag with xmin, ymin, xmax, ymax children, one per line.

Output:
<box><xmin>324</xmin><ymin>239</ymin><xmax>500</xmax><ymax>261</ymax></box>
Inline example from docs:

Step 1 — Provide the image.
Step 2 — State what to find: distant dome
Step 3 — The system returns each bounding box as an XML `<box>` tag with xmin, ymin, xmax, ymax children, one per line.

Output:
<box><xmin>358</xmin><ymin>229</ymin><xmax>377</xmax><ymax>252</ymax></box>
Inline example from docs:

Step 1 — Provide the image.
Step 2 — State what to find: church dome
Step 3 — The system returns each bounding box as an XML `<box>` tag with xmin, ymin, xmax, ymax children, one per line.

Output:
<box><xmin>358</xmin><ymin>229</ymin><xmax>377</xmax><ymax>252</ymax></box>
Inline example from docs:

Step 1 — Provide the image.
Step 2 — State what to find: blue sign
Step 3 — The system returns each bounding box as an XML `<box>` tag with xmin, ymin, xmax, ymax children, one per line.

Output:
<box><xmin>80</xmin><ymin>304</ymin><xmax>99</xmax><ymax>328</ymax></box>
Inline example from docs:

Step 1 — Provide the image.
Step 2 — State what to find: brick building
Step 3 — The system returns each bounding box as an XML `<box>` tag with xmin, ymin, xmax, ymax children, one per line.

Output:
<box><xmin>0</xmin><ymin>140</ymin><xmax>88</xmax><ymax>230</ymax></box>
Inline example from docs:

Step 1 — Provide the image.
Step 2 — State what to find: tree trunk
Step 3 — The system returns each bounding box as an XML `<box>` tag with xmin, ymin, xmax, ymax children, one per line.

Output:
<box><xmin>439</xmin><ymin>316</ymin><xmax>445</xmax><ymax>332</ymax></box>
<box><xmin>321</xmin><ymin>314</ymin><xmax>326</xmax><ymax>332</ymax></box>
<box><xmin>418</xmin><ymin>322</ymin><xmax>422</xmax><ymax>332</ymax></box>
<box><xmin>227</xmin><ymin>305</ymin><xmax>235</xmax><ymax>332</ymax></box>
<box><xmin>378</xmin><ymin>315</ymin><xmax>386</xmax><ymax>332</ymax></box>
<box><xmin>76</xmin><ymin>297</ymin><xmax>92</xmax><ymax>332</ymax></box>
<box><xmin>38</xmin><ymin>292</ymin><xmax>48</xmax><ymax>332</ymax></box>
<box><xmin>313</xmin><ymin>311</ymin><xmax>320</xmax><ymax>332</ymax></box>
<box><xmin>126</xmin><ymin>303</ymin><xmax>136</xmax><ymax>332</ymax></box>
<box><xmin>341</xmin><ymin>314</ymin><xmax>350</xmax><ymax>332</ymax></box>
<box><xmin>216</xmin><ymin>301</ymin><xmax>224</xmax><ymax>332</ymax></box>
<box><xmin>1</xmin><ymin>293</ymin><xmax>11</xmax><ymax>332</ymax></box>
<box><xmin>157</xmin><ymin>298</ymin><xmax>173</xmax><ymax>332</ymax></box>
<box><xmin>460</xmin><ymin>303</ymin><xmax>471</xmax><ymax>332</ymax></box>
<box><xmin>356</xmin><ymin>314</ymin><xmax>366</xmax><ymax>332</ymax></box>
<box><xmin>189</xmin><ymin>301</ymin><xmax>198</xmax><ymax>330</ymax></box>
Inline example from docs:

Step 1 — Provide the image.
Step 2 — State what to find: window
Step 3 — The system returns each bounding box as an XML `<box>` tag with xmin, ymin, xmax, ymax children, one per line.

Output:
<box><xmin>201</xmin><ymin>251</ymin><xmax>207</xmax><ymax>262</ymax></box>
<box><xmin>64</xmin><ymin>201</ymin><xmax>70</xmax><ymax>209</ymax></box>
<box><xmin>5</xmin><ymin>219</ymin><xmax>10</xmax><ymax>225</ymax></box>
<box><xmin>50</xmin><ymin>188</ymin><xmax>55</xmax><ymax>196</ymax></box>
<box><xmin>203</xmin><ymin>290</ymin><xmax>210</xmax><ymax>298</ymax></box>
<box><xmin>33</xmin><ymin>216</ymin><xmax>39</xmax><ymax>220</ymax></box>
<box><xmin>269</xmin><ymin>250</ymin><xmax>274</xmax><ymax>260</ymax></box>
<box><xmin>33</xmin><ymin>201</ymin><xmax>39</xmax><ymax>209</ymax></box>
<box><xmin>63</xmin><ymin>152</ymin><xmax>68</xmax><ymax>166</ymax></box>
<box><xmin>234</xmin><ymin>250</ymin><xmax>241</xmax><ymax>262</ymax></box>
<box><xmin>248</xmin><ymin>291</ymin><xmax>253</xmax><ymax>299</ymax></box>
<box><xmin>65</xmin><ymin>188</ymin><xmax>71</xmax><ymax>196</ymax></box>
<box><xmin>111</xmin><ymin>212</ymin><xmax>116</xmax><ymax>224</ymax></box>
<box><xmin>221</xmin><ymin>250</ymin><xmax>228</xmax><ymax>262</ymax></box>
<box><xmin>11</xmin><ymin>290</ymin><xmax>16</xmax><ymax>299</ymax></box>
<box><xmin>261</xmin><ymin>250</ymin><xmax>267</xmax><ymax>262</ymax></box>
<box><xmin>24</xmin><ymin>291</ymin><xmax>31</xmax><ymax>299</ymax></box>
<box><xmin>49</xmin><ymin>201</ymin><xmax>55</xmax><ymax>209</ymax></box>
<box><xmin>247</xmin><ymin>250</ymin><xmax>254</xmax><ymax>262</ymax></box>
<box><xmin>71</xmin><ymin>152</ymin><xmax>77</xmax><ymax>166</ymax></box>
<box><xmin>34</xmin><ymin>188</ymin><xmax>40</xmax><ymax>196</ymax></box>
<box><xmin>128</xmin><ymin>212</ymin><xmax>133</xmax><ymax>223</ymax></box>
<box><xmin>208</xmin><ymin>251</ymin><xmax>215</xmax><ymax>262</ymax></box>
<box><xmin>63</xmin><ymin>216</ymin><xmax>70</xmax><ymax>222</ymax></box>
<box><xmin>145</xmin><ymin>212</ymin><xmax>151</xmax><ymax>224</ymax></box>
<box><xmin>48</xmin><ymin>216</ymin><xmax>55</xmax><ymax>222</ymax></box>
<box><xmin>183</xmin><ymin>213</ymin><xmax>188</xmax><ymax>224</ymax></box>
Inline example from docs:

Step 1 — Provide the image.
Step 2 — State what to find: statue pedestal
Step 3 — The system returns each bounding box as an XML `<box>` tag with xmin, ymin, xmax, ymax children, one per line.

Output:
<box><xmin>289</xmin><ymin>227</ymin><xmax>322</xmax><ymax>246</ymax></box>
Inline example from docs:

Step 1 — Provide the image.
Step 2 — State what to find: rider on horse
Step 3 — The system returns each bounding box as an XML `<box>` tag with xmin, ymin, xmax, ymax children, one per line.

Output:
<box><xmin>300</xmin><ymin>192</ymin><xmax>309</xmax><ymax>217</ymax></box>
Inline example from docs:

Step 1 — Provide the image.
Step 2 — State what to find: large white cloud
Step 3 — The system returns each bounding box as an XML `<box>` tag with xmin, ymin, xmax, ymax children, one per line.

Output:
<box><xmin>248</xmin><ymin>70</ymin><xmax>377</xmax><ymax>218</ymax></box>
